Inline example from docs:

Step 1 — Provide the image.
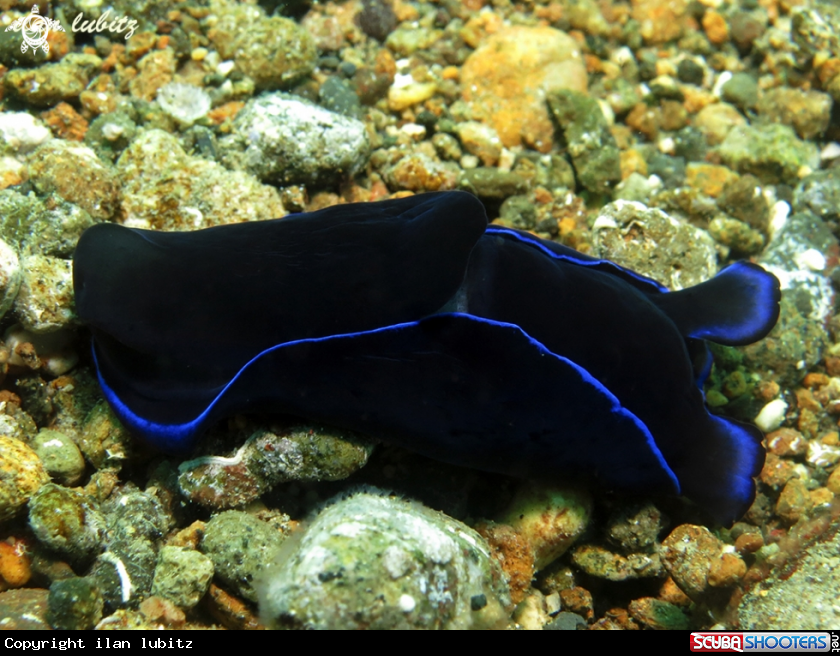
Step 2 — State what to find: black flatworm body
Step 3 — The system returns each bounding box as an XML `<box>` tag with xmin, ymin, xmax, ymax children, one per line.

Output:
<box><xmin>73</xmin><ymin>192</ymin><xmax>781</xmax><ymax>525</ymax></box>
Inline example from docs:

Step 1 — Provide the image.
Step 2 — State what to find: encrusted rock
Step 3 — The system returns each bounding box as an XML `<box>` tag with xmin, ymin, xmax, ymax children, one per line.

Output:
<box><xmin>460</xmin><ymin>26</ymin><xmax>587</xmax><ymax>153</ymax></box>
<box><xmin>28</xmin><ymin>483</ymin><xmax>104</xmax><ymax>561</ymax></box>
<box><xmin>0</xmin><ymin>436</ymin><xmax>49</xmax><ymax>522</ymax></box>
<box><xmin>118</xmin><ymin>129</ymin><xmax>286</xmax><ymax>231</ymax></box>
<box><xmin>592</xmin><ymin>200</ymin><xmax>717</xmax><ymax>289</ymax></box>
<box><xmin>150</xmin><ymin>547</ymin><xmax>214</xmax><ymax>610</ymax></box>
<box><xmin>27</xmin><ymin>141</ymin><xmax>120</xmax><ymax>220</ymax></box>
<box><xmin>498</xmin><ymin>482</ymin><xmax>592</xmax><ymax>571</ymax></box>
<box><xmin>30</xmin><ymin>428</ymin><xmax>85</xmax><ymax>487</ymax></box>
<box><xmin>14</xmin><ymin>254</ymin><xmax>75</xmax><ymax>333</ymax></box>
<box><xmin>258</xmin><ymin>492</ymin><xmax>511</xmax><ymax>629</ymax></box>
<box><xmin>201</xmin><ymin>511</ymin><xmax>287</xmax><ymax>603</ymax></box>
<box><xmin>220</xmin><ymin>94</ymin><xmax>369</xmax><ymax>188</ymax></box>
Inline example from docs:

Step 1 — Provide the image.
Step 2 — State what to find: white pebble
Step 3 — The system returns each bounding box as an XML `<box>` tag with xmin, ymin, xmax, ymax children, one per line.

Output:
<box><xmin>754</xmin><ymin>399</ymin><xmax>788</xmax><ymax>432</ymax></box>
<box><xmin>398</xmin><ymin>594</ymin><xmax>416</xmax><ymax>613</ymax></box>
<box><xmin>794</xmin><ymin>248</ymin><xmax>826</xmax><ymax>272</ymax></box>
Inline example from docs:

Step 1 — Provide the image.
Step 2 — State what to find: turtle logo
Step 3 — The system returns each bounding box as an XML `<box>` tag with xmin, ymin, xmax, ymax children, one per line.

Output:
<box><xmin>5</xmin><ymin>5</ymin><xmax>65</xmax><ymax>55</ymax></box>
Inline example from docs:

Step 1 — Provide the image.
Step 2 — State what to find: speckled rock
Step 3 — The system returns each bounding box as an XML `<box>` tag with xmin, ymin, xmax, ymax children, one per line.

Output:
<box><xmin>0</xmin><ymin>112</ymin><xmax>51</xmax><ymax>155</ymax></box>
<box><xmin>591</xmin><ymin>200</ymin><xmax>717</xmax><ymax>289</ymax></box>
<box><xmin>794</xmin><ymin>167</ymin><xmax>840</xmax><ymax>223</ymax></box>
<box><xmin>760</xmin><ymin>210</ymin><xmax>836</xmax><ymax>324</ymax></box>
<box><xmin>455</xmin><ymin>122</ymin><xmax>502</xmax><ymax>167</ymax></box>
<box><xmin>4</xmin><ymin>54</ymin><xmax>101</xmax><ymax>107</ymax></box>
<box><xmin>14</xmin><ymin>254</ymin><xmax>75</xmax><ymax>333</ymax></box>
<box><xmin>179</xmin><ymin>425</ymin><xmax>374</xmax><ymax>510</ymax></box>
<box><xmin>497</xmin><ymin>483</ymin><xmax>591</xmax><ymax>571</ymax></box>
<box><xmin>0</xmin><ymin>588</ymin><xmax>50</xmax><ymax>629</ymax></box>
<box><xmin>547</xmin><ymin>89</ymin><xmax>621</xmax><ymax>194</ymax></box>
<box><xmin>757</xmin><ymin>88</ymin><xmax>832</xmax><ymax>141</ymax></box>
<box><xmin>210</xmin><ymin>7</ymin><xmax>315</xmax><ymax>90</ymax></box>
<box><xmin>150</xmin><ymin>547</ymin><xmax>214</xmax><ymax>610</ymax></box>
<box><xmin>461</xmin><ymin>26</ymin><xmax>587</xmax><ymax>153</ymax></box>
<box><xmin>118</xmin><ymin>129</ymin><xmax>286</xmax><ymax>231</ymax></box>
<box><xmin>606</xmin><ymin>502</ymin><xmax>665</xmax><ymax>554</ymax></box>
<box><xmin>659</xmin><ymin>524</ymin><xmax>745</xmax><ymax>601</ymax></box>
<box><xmin>631</xmin><ymin>0</ymin><xmax>689</xmax><ymax>44</ymax></box>
<box><xmin>0</xmin><ymin>190</ymin><xmax>95</xmax><ymax>258</ymax></box>
<box><xmin>384</xmin><ymin>152</ymin><xmax>460</xmax><ymax>192</ymax></box>
<box><xmin>28</xmin><ymin>483</ymin><xmax>104</xmax><ymax>562</ymax></box>
<box><xmin>77</xmin><ymin>401</ymin><xmax>132</xmax><ymax>471</ymax></box>
<box><xmin>694</xmin><ymin>103</ymin><xmax>747</xmax><ymax>146</ymax></box>
<box><xmin>708</xmin><ymin>217</ymin><xmax>765</xmax><ymax>256</ymax></box>
<box><xmin>258</xmin><ymin>492</ymin><xmax>511</xmax><ymax>630</ymax></box>
<box><xmin>0</xmin><ymin>238</ymin><xmax>20</xmax><ymax>321</ymax></box>
<box><xmin>47</xmin><ymin>577</ymin><xmax>103</xmax><ymax>630</ymax></box>
<box><xmin>220</xmin><ymin>94</ymin><xmax>368</xmax><ymax>188</ymax></box>
<box><xmin>571</xmin><ymin>544</ymin><xmax>663</xmax><ymax>581</ymax></box>
<box><xmin>628</xmin><ymin>597</ymin><xmax>690</xmax><ymax>630</ymax></box>
<box><xmin>717</xmin><ymin>124</ymin><xmax>820</xmax><ymax>185</ymax></box>
<box><xmin>0</xmin><ymin>436</ymin><xmax>49</xmax><ymax>522</ymax></box>
<box><xmin>460</xmin><ymin>168</ymin><xmax>528</xmax><ymax>200</ymax></box>
<box><xmin>742</xmin><ymin>295</ymin><xmax>828</xmax><ymax>387</ymax></box>
<box><xmin>90</xmin><ymin>486</ymin><xmax>172</xmax><ymax>609</ymax></box>
<box><xmin>27</xmin><ymin>141</ymin><xmax>120</xmax><ymax>221</ymax></box>
<box><xmin>201</xmin><ymin>511</ymin><xmax>287</xmax><ymax>603</ymax></box>
<box><xmin>30</xmin><ymin>429</ymin><xmax>85</xmax><ymax>487</ymax></box>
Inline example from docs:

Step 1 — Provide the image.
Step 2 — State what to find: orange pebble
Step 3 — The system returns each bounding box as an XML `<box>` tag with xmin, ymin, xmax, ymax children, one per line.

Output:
<box><xmin>0</xmin><ymin>540</ymin><xmax>31</xmax><ymax>588</ymax></box>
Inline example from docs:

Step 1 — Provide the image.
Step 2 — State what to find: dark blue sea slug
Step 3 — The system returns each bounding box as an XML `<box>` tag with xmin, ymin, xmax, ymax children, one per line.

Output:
<box><xmin>73</xmin><ymin>191</ymin><xmax>781</xmax><ymax>525</ymax></box>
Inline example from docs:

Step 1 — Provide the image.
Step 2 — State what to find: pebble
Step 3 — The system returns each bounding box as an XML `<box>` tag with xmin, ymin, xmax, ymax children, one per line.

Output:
<box><xmin>0</xmin><ymin>588</ymin><xmax>50</xmax><ymax>629</ymax></box>
<box><xmin>571</xmin><ymin>544</ymin><xmax>664</xmax><ymax>581</ymax></box>
<box><xmin>77</xmin><ymin>400</ymin><xmax>131</xmax><ymax>471</ymax></box>
<box><xmin>685</xmin><ymin>163</ymin><xmax>740</xmax><ymax>198</ymax></box>
<box><xmin>150</xmin><ymin>547</ymin><xmax>214</xmax><ymax>610</ymax></box>
<box><xmin>201</xmin><ymin>511</ymin><xmax>287</xmax><ymax>603</ymax></box>
<box><xmin>0</xmin><ymin>112</ymin><xmax>51</xmax><ymax>153</ymax></box>
<box><xmin>757</xmin><ymin>88</ymin><xmax>833</xmax><ymax>141</ymax></box>
<box><xmin>694</xmin><ymin>103</ymin><xmax>747</xmax><ymax>146</ymax></box>
<box><xmin>0</xmin><ymin>436</ymin><xmax>49</xmax><ymax>522</ymax></box>
<box><xmin>718</xmin><ymin>124</ymin><xmax>820</xmax><ymax>185</ymax></box>
<box><xmin>461</xmin><ymin>26</ymin><xmax>587</xmax><ymax>153</ymax></box>
<box><xmin>0</xmin><ymin>189</ymin><xmax>95</xmax><ymax>259</ymax></box>
<box><xmin>0</xmin><ymin>238</ymin><xmax>20</xmax><ymax>321</ymax></box>
<box><xmin>475</xmin><ymin>522</ymin><xmax>535</xmax><ymax>605</ymax></box>
<box><xmin>178</xmin><ymin>424</ymin><xmax>374</xmax><ymax>509</ymax></box>
<box><xmin>210</xmin><ymin>11</ymin><xmax>316</xmax><ymax>90</ymax></box>
<box><xmin>498</xmin><ymin>482</ymin><xmax>592</xmax><ymax>571</ymax></box>
<box><xmin>27</xmin><ymin>141</ymin><xmax>120</xmax><ymax>221</ymax></box>
<box><xmin>455</xmin><ymin>121</ymin><xmax>502</xmax><ymax>167</ymax></box>
<box><xmin>47</xmin><ymin>577</ymin><xmax>103</xmax><ymax>630</ymax></box>
<box><xmin>660</xmin><ymin>524</ymin><xmax>746</xmax><ymax>600</ymax></box>
<box><xmin>220</xmin><ymin>94</ymin><xmax>368</xmax><ymax>188</ymax></box>
<box><xmin>30</xmin><ymin>429</ymin><xmax>85</xmax><ymax>487</ymax></box>
<box><xmin>383</xmin><ymin>152</ymin><xmax>460</xmax><ymax>192</ymax></box>
<box><xmin>628</xmin><ymin>597</ymin><xmax>690</xmax><ymax>630</ymax></box>
<box><xmin>0</xmin><ymin>539</ymin><xmax>30</xmax><ymax>589</ymax></box>
<box><xmin>28</xmin><ymin>484</ymin><xmax>104</xmax><ymax>562</ymax></box>
<box><xmin>4</xmin><ymin>54</ymin><xmax>101</xmax><ymax>107</ymax></box>
<box><xmin>14</xmin><ymin>255</ymin><xmax>75</xmax><ymax>334</ymax></box>
<box><xmin>606</xmin><ymin>502</ymin><xmax>665</xmax><ymax>554</ymax></box>
<box><xmin>592</xmin><ymin>200</ymin><xmax>717</xmax><ymax>289</ymax></box>
<box><xmin>547</xmin><ymin>89</ymin><xmax>621</xmax><ymax>194</ymax></box>
<box><xmin>119</xmin><ymin>129</ymin><xmax>286</xmax><ymax>231</ymax></box>
<box><xmin>258</xmin><ymin>492</ymin><xmax>511</xmax><ymax>630</ymax></box>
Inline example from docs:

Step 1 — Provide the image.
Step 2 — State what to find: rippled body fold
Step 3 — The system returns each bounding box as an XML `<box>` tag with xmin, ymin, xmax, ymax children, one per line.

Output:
<box><xmin>74</xmin><ymin>191</ymin><xmax>781</xmax><ymax>525</ymax></box>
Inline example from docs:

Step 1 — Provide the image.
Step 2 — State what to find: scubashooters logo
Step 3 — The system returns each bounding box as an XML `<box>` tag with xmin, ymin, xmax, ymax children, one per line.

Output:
<box><xmin>5</xmin><ymin>5</ymin><xmax>63</xmax><ymax>55</ymax></box>
<box><xmin>5</xmin><ymin>4</ymin><xmax>137</xmax><ymax>47</ymax></box>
